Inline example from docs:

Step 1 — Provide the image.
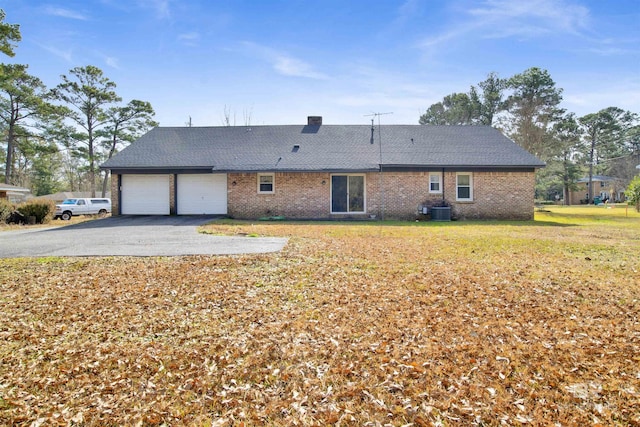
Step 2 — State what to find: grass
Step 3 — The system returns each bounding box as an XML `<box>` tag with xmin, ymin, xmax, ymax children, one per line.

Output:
<box><xmin>0</xmin><ymin>205</ymin><xmax>639</xmax><ymax>426</ymax></box>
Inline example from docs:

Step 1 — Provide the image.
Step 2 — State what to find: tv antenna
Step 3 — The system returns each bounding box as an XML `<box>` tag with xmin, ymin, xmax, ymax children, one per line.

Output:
<box><xmin>364</xmin><ymin>111</ymin><xmax>393</xmax><ymax>148</ymax></box>
<box><xmin>365</xmin><ymin>111</ymin><xmax>393</xmax><ymax>126</ymax></box>
<box><xmin>364</xmin><ymin>112</ymin><xmax>393</xmax><ymax>220</ymax></box>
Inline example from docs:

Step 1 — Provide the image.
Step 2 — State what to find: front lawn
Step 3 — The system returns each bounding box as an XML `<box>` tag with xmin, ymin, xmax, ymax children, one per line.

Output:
<box><xmin>1</xmin><ymin>206</ymin><xmax>639</xmax><ymax>426</ymax></box>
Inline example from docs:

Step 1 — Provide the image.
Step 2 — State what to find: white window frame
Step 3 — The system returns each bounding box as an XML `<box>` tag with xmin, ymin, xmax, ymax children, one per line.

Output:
<box><xmin>456</xmin><ymin>172</ymin><xmax>473</xmax><ymax>201</ymax></box>
<box><xmin>257</xmin><ymin>173</ymin><xmax>275</xmax><ymax>194</ymax></box>
<box><xmin>429</xmin><ymin>172</ymin><xmax>442</xmax><ymax>194</ymax></box>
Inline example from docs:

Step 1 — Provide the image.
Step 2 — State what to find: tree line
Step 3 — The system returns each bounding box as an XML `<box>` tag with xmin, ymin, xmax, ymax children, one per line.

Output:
<box><xmin>420</xmin><ymin>68</ymin><xmax>639</xmax><ymax>204</ymax></box>
<box><xmin>0</xmin><ymin>10</ymin><xmax>157</xmax><ymax>197</ymax></box>
<box><xmin>2</xmin><ymin>8</ymin><xmax>638</xmax><ymax>203</ymax></box>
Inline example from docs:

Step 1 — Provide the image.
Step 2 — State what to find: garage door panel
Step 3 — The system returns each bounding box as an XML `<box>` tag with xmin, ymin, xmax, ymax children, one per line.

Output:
<box><xmin>122</xmin><ymin>174</ymin><xmax>170</xmax><ymax>215</ymax></box>
<box><xmin>177</xmin><ymin>174</ymin><xmax>227</xmax><ymax>215</ymax></box>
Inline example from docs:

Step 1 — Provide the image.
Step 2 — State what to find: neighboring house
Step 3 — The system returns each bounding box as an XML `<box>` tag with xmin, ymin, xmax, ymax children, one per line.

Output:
<box><xmin>101</xmin><ymin>117</ymin><xmax>545</xmax><ymax>220</ymax></box>
<box><xmin>569</xmin><ymin>175</ymin><xmax>625</xmax><ymax>205</ymax></box>
<box><xmin>0</xmin><ymin>183</ymin><xmax>31</xmax><ymax>203</ymax></box>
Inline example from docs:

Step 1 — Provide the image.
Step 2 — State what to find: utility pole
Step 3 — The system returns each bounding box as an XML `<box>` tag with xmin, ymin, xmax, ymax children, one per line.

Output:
<box><xmin>364</xmin><ymin>112</ymin><xmax>393</xmax><ymax>220</ymax></box>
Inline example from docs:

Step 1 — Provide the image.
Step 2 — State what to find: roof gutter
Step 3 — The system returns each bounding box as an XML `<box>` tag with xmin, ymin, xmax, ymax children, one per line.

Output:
<box><xmin>104</xmin><ymin>167</ymin><xmax>382</xmax><ymax>174</ymax></box>
<box><xmin>380</xmin><ymin>165</ymin><xmax>545</xmax><ymax>172</ymax></box>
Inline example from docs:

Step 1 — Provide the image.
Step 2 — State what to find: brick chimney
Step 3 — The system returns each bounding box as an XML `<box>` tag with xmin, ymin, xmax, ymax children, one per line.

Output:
<box><xmin>307</xmin><ymin>116</ymin><xmax>322</xmax><ymax>125</ymax></box>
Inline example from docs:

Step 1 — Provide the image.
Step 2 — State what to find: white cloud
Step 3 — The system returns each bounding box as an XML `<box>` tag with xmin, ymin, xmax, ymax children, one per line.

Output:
<box><xmin>105</xmin><ymin>56</ymin><xmax>120</xmax><ymax>69</ymax></box>
<box><xmin>391</xmin><ymin>0</ymin><xmax>422</xmax><ymax>29</ymax></box>
<box><xmin>240</xmin><ymin>42</ymin><xmax>328</xmax><ymax>80</ymax></box>
<box><xmin>43</xmin><ymin>6</ymin><xmax>88</xmax><ymax>20</ymax></box>
<box><xmin>562</xmin><ymin>79</ymin><xmax>640</xmax><ymax>116</ymax></box>
<box><xmin>583</xmin><ymin>36</ymin><xmax>640</xmax><ymax>56</ymax></box>
<box><xmin>178</xmin><ymin>32</ymin><xmax>200</xmax><ymax>46</ymax></box>
<box><xmin>587</xmin><ymin>47</ymin><xmax>631</xmax><ymax>56</ymax></box>
<box><xmin>420</xmin><ymin>0</ymin><xmax>590</xmax><ymax>48</ymax></box>
<box><xmin>468</xmin><ymin>0</ymin><xmax>590</xmax><ymax>37</ymax></box>
<box><xmin>420</xmin><ymin>28</ymin><xmax>470</xmax><ymax>48</ymax></box>
<box><xmin>272</xmin><ymin>56</ymin><xmax>327</xmax><ymax>80</ymax></box>
<box><xmin>179</xmin><ymin>32</ymin><xmax>199</xmax><ymax>41</ymax></box>
<box><xmin>37</xmin><ymin>43</ymin><xmax>73</xmax><ymax>63</ymax></box>
<box><xmin>137</xmin><ymin>0</ymin><xmax>171</xmax><ymax>19</ymax></box>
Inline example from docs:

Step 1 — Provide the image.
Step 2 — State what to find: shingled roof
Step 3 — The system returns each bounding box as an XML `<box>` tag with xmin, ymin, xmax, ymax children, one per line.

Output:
<box><xmin>0</xmin><ymin>183</ymin><xmax>31</xmax><ymax>193</ymax></box>
<box><xmin>101</xmin><ymin>124</ymin><xmax>545</xmax><ymax>172</ymax></box>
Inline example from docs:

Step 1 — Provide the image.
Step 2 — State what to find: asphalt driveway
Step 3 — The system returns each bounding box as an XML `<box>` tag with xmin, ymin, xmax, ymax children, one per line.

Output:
<box><xmin>0</xmin><ymin>216</ymin><xmax>288</xmax><ymax>257</ymax></box>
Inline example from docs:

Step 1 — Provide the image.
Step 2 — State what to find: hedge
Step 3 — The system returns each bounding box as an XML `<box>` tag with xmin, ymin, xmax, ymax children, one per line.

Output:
<box><xmin>0</xmin><ymin>198</ymin><xmax>14</xmax><ymax>223</ymax></box>
<box><xmin>17</xmin><ymin>199</ymin><xmax>56</xmax><ymax>224</ymax></box>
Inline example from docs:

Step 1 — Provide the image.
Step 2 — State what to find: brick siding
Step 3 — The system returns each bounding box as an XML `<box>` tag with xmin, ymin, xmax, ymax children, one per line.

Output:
<box><xmin>169</xmin><ymin>174</ymin><xmax>176</xmax><ymax>215</ymax></box>
<box><xmin>569</xmin><ymin>180</ymin><xmax>618</xmax><ymax>206</ymax></box>
<box><xmin>227</xmin><ymin>172</ymin><xmax>332</xmax><ymax>219</ymax></box>
<box><xmin>110</xmin><ymin>175</ymin><xmax>119</xmax><ymax>215</ymax></box>
<box><xmin>446</xmin><ymin>171</ymin><xmax>535</xmax><ymax>220</ymax></box>
<box><xmin>569</xmin><ymin>182</ymin><xmax>589</xmax><ymax>205</ymax></box>
<box><xmin>112</xmin><ymin>170</ymin><xmax>536</xmax><ymax>220</ymax></box>
<box><xmin>229</xmin><ymin>170</ymin><xmax>536</xmax><ymax>220</ymax></box>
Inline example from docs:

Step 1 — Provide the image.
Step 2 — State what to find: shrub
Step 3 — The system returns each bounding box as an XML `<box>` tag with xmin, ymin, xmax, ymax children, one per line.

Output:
<box><xmin>0</xmin><ymin>198</ymin><xmax>14</xmax><ymax>223</ymax></box>
<box><xmin>626</xmin><ymin>176</ymin><xmax>640</xmax><ymax>212</ymax></box>
<box><xmin>17</xmin><ymin>199</ymin><xmax>56</xmax><ymax>224</ymax></box>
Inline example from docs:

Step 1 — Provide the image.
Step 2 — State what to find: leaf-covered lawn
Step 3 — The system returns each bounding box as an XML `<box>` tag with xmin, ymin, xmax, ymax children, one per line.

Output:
<box><xmin>1</xmin><ymin>206</ymin><xmax>639</xmax><ymax>426</ymax></box>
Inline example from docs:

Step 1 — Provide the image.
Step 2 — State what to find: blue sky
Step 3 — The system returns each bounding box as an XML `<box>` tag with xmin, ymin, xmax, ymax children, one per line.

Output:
<box><xmin>2</xmin><ymin>0</ymin><xmax>639</xmax><ymax>126</ymax></box>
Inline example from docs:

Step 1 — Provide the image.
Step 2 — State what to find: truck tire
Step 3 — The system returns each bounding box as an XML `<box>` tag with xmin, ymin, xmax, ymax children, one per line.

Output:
<box><xmin>61</xmin><ymin>211</ymin><xmax>72</xmax><ymax>221</ymax></box>
<box><xmin>98</xmin><ymin>209</ymin><xmax>107</xmax><ymax>217</ymax></box>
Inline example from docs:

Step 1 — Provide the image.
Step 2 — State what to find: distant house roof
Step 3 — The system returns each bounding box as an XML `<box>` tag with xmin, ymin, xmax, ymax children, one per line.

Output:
<box><xmin>101</xmin><ymin>125</ymin><xmax>545</xmax><ymax>172</ymax></box>
<box><xmin>0</xmin><ymin>183</ymin><xmax>31</xmax><ymax>193</ymax></box>
<box><xmin>577</xmin><ymin>175</ymin><xmax>619</xmax><ymax>183</ymax></box>
<box><xmin>0</xmin><ymin>183</ymin><xmax>31</xmax><ymax>203</ymax></box>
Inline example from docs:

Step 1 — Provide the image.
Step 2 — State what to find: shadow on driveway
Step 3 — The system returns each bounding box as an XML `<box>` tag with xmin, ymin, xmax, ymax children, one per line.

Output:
<box><xmin>0</xmin><ymin>216</ymin><xmax>287</xmax><ymax>258</ymax></box>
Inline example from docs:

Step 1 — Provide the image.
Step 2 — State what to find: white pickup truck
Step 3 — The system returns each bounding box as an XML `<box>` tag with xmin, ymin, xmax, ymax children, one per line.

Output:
<box><xmin>54</xmin><ymin>198</ymin><xmax>112</xmax><ymax>220</ymax></box>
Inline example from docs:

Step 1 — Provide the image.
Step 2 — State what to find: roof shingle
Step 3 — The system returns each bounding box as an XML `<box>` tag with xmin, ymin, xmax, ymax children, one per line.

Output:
<box><xmin>101</xmin><ymin>125</ymin><xmax>545</xmax><ymax>171</ymax></box>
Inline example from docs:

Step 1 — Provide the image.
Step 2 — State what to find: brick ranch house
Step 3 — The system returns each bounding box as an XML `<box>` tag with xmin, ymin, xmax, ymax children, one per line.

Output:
<box><xmin>101</xmin><ymin>117</ymin><xmax>545</xmax><ymax>220</ymax></box>
<box><xmin>567</xmin><ymin>175</ymin><xmax>626</xmax><ymax>205</ymax></box>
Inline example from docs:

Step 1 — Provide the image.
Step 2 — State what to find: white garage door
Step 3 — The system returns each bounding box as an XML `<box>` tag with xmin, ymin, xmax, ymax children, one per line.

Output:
<box><xmin>121</xmin><ymin>174</ymin><xmax>170</xmax><ymax>215</ymax></box>
<box><xmin>177</xmin><ymin>174</ymin><xmax>227</xmax><ymax>215</ymax></box>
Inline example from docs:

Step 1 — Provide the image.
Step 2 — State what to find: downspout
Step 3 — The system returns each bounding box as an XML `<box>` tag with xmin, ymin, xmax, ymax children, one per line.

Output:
<box><xmin>442</xmin><ymin>168</ymin><xmax>446</xmax><ymax>204</ymax></box>
<box><xmin>173</xmin><ymin>175</ymin><xmax>178</xmax><ymax>215</ymax></box>
<box><xmin>379</xmin><ymin>126</ymin><xmax>385</xmax><ymax>221</ymax></box>
<box><xmin>372</xmin><ymin>118</ymin><xmax>385</xmax><ymax>220</ymax></box>
<box><xmin>117</xmin><ymin>174</ymin><xmax>122</xmax><ymax>215</ymax></box>
<box><xmin>379</xmin><ymin>164</ymin><xmax>384</xmax><ymax>221</ymax></box>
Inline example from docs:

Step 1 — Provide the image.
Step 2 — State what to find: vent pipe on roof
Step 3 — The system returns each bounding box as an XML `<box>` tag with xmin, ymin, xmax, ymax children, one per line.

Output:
<box><xmin>307</xmin><ymin>116</ymin><xmax>322</xmax><ymax>125</ymax></box>
<box><xmin>370</xmin><ymin>119</ymin><xmax>375</xmax><ymax>144</ymax></box>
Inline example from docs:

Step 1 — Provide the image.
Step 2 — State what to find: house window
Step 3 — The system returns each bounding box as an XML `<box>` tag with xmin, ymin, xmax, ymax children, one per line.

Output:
<box><xmin>429</xmin><ymin>172</ymin><xmax>442</xmax><ymax>194</ymax></box>
<box><xmin>331</xmin><ymin>175</ymin><xmax>365</xmax><ymax>213</ymax></box>
<box><xmin>456</xmin><ymin>173</ymin><xmax>473</xmax><ymax>201</ymax></box>
<box><xmin>258</xmin><ymin>173</ymin><xmax>274</xmax><ymax>193</ymax></box>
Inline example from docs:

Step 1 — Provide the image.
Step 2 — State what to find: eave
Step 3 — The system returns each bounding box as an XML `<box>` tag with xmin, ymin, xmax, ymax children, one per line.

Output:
<box><xmin>380</xmin><ymin>164</ymin><xmax>545</xmax><ymax>172</ymax></box>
